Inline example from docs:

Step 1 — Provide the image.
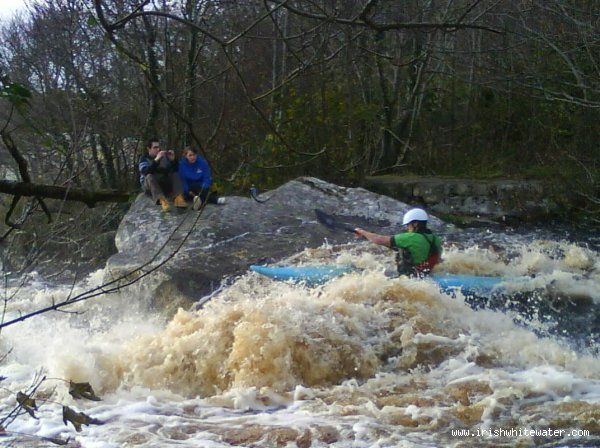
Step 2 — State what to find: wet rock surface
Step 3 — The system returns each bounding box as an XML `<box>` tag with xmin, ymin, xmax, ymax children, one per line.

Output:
<box><xmin>364</xmin><ymin>176</ymin><xmax>559</xmax><ymax>224</ymax></box>
<box><xmin>105</xmin><ymin>177</ymin><xmax>447</xmax><ymax>314</ymax></box>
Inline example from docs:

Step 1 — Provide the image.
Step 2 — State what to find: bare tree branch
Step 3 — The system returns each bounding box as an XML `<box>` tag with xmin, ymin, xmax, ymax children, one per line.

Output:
<box><xmin>268</xmin><ymin>0</ymin><xmax>503</xmax><ymax>34</ymax></box>
<box><xmin>0</xmin><ymin>195</ymin><xmax>211</xmax><ymax>330</ymax></box>
<box><xmin>0</xmin><ymin>180</ymin><xmax>130</xmax><ymax>207</ymax></box>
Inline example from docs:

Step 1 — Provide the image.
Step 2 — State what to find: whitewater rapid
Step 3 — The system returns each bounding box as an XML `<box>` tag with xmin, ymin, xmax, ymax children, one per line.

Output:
<box><xmin>0</xmin><ymin>234</ymin><xmax>599</xmax><ymax>447</ymax></box>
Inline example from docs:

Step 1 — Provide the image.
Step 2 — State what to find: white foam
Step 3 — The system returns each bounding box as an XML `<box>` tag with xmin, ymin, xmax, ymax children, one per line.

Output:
<box><xmin>0</xmin><ymin>236</ymin><xmax>599</xmax><ymax>446</ymax></box>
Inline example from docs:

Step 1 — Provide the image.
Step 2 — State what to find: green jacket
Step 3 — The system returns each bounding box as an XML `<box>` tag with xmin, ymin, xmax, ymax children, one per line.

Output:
<box><xmin>391</xmin><ymin>231</ymin><xmax>443</xmax><ymax>265</ymax></box>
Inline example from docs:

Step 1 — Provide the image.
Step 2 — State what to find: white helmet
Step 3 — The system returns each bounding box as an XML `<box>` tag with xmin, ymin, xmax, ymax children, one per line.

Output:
<box><xmin>402</xmin><ymin>208</ymin><xmax>428</xmax><ymax>225</ymax></box>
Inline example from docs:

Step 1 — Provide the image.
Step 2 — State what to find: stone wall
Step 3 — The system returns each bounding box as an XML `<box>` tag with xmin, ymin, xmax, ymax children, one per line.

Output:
<box><xmin>364</xmin><ymin>176</ymin><xmax>558</xmax><ymax>223</ymax></box>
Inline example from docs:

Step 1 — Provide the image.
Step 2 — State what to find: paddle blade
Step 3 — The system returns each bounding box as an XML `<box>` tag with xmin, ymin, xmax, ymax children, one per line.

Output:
<box><xmin>315</xmin><ymin>209</ymin><xmax>336</xmax><ymax>229</ymax></box>
<box><xmin>315</xmin><ymin>209</ymin><xmax>356</xmax><ymax>233</ymax></box>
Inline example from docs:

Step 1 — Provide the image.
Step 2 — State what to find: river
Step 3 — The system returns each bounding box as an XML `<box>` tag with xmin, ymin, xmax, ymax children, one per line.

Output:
<box><xmin>0</xmin><ymin>225</ymin><xmax>599</xmax><ymax>447</ymax></box>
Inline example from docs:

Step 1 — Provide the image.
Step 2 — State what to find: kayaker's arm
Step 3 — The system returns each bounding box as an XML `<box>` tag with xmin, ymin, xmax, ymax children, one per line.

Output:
<box><xmin>355</xmin><ymin>228</ymin><xmax>392</xmax><ymax>247</ymax></box>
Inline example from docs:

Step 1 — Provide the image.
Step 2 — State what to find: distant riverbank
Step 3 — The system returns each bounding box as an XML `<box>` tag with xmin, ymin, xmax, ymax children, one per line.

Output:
<box><xmin>364</xmin><ymin>175</ymin><xmax>571</xmax><ymax>226</ymax></box>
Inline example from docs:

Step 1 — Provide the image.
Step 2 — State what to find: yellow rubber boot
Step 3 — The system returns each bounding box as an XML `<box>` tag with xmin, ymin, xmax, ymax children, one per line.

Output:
<box><xmin>159</xmin><ymin>196</ymin><xmax>170</xmax><ymax>212</ymax></box>
<box><xmin>174</xmin><ymin>194</ymin><xmax>188</xmax><ymax>208</ymax></box>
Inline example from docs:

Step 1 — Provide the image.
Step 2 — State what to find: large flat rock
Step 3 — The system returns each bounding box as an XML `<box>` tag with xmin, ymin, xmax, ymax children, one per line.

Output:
<box><xmin>104</xmin><ymin>177</ymin><xmax>446</xmax><ymax>315</ymax></box>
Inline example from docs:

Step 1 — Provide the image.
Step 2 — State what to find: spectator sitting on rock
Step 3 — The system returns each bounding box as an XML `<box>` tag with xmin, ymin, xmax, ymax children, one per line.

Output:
<box><xmin>139</xmin><ymin>138</ymin><xmax>187</xmax><ymax>212</ymax></box>
<box><xmin>178</xmin><ymin>146</ymin><xmax>226</xmax><ymax>210</ymax></box>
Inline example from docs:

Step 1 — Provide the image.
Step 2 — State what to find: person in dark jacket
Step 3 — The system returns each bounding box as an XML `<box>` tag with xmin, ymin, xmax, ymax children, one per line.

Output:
<box><xmin>178</xmin><ymin>146</ymin><xmax>225</xmax><ymax>210</ymax></box>
<box><xmin>139</xmin><ymin>138</ymin><xmax>187</xmax><ymax>212</ymax></box>
<box><xmin>355</xmin><ymin>208</ymin><xmax>442</xmax><ymax>277</ymax></box>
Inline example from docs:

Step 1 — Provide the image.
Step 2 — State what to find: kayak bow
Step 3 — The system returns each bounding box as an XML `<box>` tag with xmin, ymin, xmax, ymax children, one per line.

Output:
<box><xmin>250</xmin><ymin>264</ymin><xmax>508</xmax><ymax>296</ymax></box>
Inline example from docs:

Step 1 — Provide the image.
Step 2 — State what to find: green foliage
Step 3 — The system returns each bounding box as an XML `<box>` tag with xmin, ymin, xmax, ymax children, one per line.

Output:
<box><xmin>86</xmin><ymin>14</ymin><xmax>98</xmax><ymax>27</ymax></box>
<box><xmin>411</xmin><ymin>76</ymin><xmax>600</xmax><ymax>180</ymax></box>
<box><xmin>256</xmin><ymin>83</ymin><xmax>380</xmax><ymax>186</ymax></box>
<box><xmin>0</xmin><ymin>78</ymin><xmax>32</xmax><ymax>111</ymax></box>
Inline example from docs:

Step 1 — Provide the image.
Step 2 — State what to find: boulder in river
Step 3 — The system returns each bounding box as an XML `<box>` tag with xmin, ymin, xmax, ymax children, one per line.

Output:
<box><xmin>104</xmin><ymin>177</ymin><xmax>446</xmax><ymax>315</ymax></box>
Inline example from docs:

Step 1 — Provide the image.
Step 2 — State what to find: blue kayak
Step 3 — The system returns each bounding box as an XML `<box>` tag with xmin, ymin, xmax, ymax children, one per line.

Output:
<box><xmin>249</xmin><ymin>264</ymin><xmax>508</xmax><ymax>296</ymax></box>
<box><xmin>249</xmin><ymin>265</ymin><xmax>356</xmax><ymax>286</ymax></box>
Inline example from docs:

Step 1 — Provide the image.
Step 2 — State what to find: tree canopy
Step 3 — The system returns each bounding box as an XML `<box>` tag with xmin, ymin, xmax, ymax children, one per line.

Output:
<box><xmin>0</xmin><ymin>0</ymin><xmax>598</xmax><ymax>222</ymax></box>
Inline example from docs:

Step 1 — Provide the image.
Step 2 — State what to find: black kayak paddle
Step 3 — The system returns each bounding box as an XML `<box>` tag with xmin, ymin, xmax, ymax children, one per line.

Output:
<box><xmin>315</xmin><ymin>209</ymin><xmax>357</xmax><ymax>233</ymax></box>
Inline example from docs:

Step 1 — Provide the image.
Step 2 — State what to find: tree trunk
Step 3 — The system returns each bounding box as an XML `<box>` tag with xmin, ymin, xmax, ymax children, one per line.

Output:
<box><xmin>0</xmin><ymin>180</ymin><xmax>130</xmax><ymax>207</ymax></box>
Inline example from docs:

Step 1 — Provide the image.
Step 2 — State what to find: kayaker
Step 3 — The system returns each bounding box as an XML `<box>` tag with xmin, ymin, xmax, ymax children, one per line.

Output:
<box><xmin>355</xmin><ymin>208</ymin><xmax>443</xmax><ymax>277</ymax></box>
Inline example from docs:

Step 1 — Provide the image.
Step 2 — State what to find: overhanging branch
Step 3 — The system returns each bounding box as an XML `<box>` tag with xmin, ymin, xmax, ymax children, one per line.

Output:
<box><xmin>0</xmin><ymin>180</ymin><xmax>130</xmax><ymax>207</ymax></box>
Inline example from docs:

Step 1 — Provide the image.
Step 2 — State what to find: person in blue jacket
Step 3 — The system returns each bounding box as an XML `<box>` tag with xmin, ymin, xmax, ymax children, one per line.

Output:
<box><xmin>178</xmin><ymin>146</ymin><xmax>225</xmax><ymax>210</ymax></box>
